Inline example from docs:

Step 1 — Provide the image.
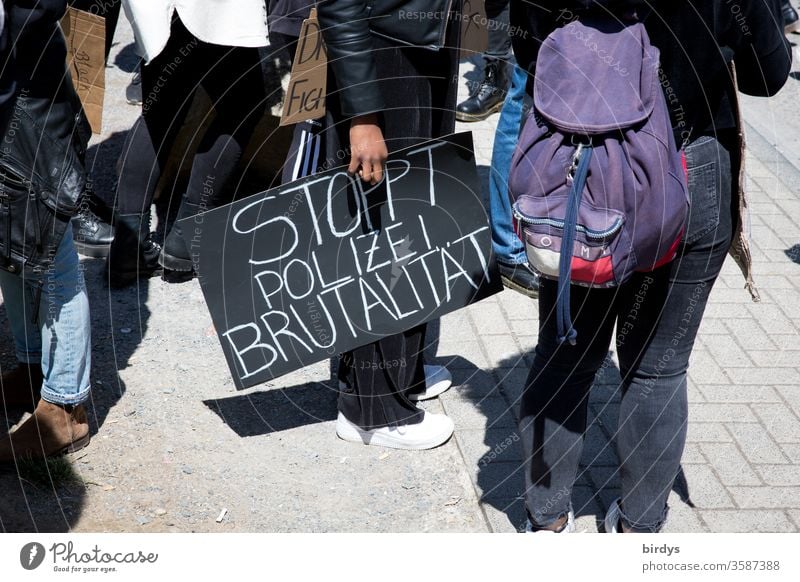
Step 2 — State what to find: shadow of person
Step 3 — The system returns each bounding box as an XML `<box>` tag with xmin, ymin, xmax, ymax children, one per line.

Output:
<box><xmin>466</xmin><ymin>348</ymin><xmax>693</xmax><ymax>532</ymax></box>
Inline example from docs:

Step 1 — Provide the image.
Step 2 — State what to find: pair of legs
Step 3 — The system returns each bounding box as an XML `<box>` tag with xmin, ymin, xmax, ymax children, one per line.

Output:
<box><xmin>519</xmin><ymin>134</ymin><xmax>734</xmax><ymax>532</ymax></box>
<box><xmin>111</xmin><ymin>15</ymin><xmax>265</xmax><ymax>281</ymax></box>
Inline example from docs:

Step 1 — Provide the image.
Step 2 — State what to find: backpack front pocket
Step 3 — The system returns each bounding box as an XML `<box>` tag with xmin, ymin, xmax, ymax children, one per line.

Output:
<box><xmin>512</xmin><ymin>192</ymin><xmax>624</xmax><ymax>287</ymax></box>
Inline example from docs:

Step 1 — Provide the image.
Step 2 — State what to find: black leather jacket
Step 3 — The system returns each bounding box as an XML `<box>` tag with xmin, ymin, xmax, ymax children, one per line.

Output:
<box><xmin>0</xmin><ymin>0</ymin><xmax>87</xmax><ymax>283</ymax></box>
<box><xmin>318</xmin><ymin>0</ymin><xmax>454</xmax><ymax>117</ymax></box>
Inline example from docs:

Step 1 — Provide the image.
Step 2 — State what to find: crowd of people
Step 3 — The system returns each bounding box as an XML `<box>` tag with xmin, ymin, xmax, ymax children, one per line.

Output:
<box><xmin>0</xmin><ymin>0</ymin><xmax>792</xmax><ymax>534</ymax></box>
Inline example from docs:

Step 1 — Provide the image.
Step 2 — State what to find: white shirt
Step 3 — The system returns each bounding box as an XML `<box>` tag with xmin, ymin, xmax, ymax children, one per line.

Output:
<box><xmin>123</xmin><ymin>0</ymin><xmax>268</xmax><ymax>63</ymax></box>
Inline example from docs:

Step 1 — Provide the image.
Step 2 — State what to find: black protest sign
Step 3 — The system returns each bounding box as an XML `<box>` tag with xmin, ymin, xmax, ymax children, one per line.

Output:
<box><xmin>181</xmin><ymin>132</ymin><xmax>502</xmax><ymax>389</ymax></box>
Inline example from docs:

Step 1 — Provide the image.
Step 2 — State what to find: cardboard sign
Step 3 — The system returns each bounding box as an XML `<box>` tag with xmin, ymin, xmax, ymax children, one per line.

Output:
<box><xmin>61</xmin><ymin>6</ymin><xmax>106</xmax><ymax>134</ymax></box>
<box><xmin>181</xmin><ymin>132</ymin><xmax>502</xmax><ymax>388</ymax></box>
<box><xmin>461</xmin><ymin>0</ymin><xmax>489</xmax><ymax>58</ymax></box>
<box><xmin>280</xmin><ymin>8</ymin><xmax>327</xmax><ymax>126</ymax></box>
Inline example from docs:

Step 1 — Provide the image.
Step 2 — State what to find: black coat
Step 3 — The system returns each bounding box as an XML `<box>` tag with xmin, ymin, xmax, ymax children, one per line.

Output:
<box><xmin>317</xmin><ymin>0</ymin><xmax>455</xmax><ymax>117</ymax></box>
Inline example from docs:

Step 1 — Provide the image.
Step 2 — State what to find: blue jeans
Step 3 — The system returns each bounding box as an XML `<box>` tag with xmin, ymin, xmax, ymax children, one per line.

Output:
<box><xmin>0</xmin><ymin>223</ymin><xmax>91</xmax><ymax>405</ymax></box>
<box><xmin>489</xmin><ymin>65</ymin><xmax>527</xmax><ymax>266</ymax></box>
<box><xmin>519</xmin><ymin>135</ymin><xmax>733</xmax><ymax>532</ymax></box>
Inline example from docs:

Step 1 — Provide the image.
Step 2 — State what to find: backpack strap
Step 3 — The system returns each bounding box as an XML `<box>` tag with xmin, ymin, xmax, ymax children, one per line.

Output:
<box><xmin>556</xmin><ymin>141</ymin><xmax>593</xmax><ymax>346</ymax></box>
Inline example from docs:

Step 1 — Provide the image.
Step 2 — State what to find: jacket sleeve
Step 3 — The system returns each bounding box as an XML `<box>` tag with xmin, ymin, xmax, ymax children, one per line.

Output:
<box><xmin>727</xmin><ymin>0</ymin><xmax>791</xmax><ymax>97</ymax></box>
<box><xmin>317</xmin><ymin>0</ymin><xmax>386</xmax><ymax>118</ymax></box>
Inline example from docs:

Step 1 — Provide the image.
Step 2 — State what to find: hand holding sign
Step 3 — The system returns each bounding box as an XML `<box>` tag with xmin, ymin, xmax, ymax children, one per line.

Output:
<box><xmin>349</xmin><ymin>114</ymin><xmax>388</xmax><ymax>185</ymax></box>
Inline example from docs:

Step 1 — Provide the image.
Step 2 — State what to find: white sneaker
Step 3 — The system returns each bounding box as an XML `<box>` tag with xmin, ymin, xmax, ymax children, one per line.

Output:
<box><xmin>525</xmin><ymin>507</ymin><xmax>575</xmax><ymax>533</ymax></box>
<box><xmin>337</xmin><ymin>365</ymin><xmax>452</xmax><ymax>402</ymax></box>
<box><xmin>335</xmin><ymin>411</ymin><xmax>454</xmax><ymax>450</ymax></box>
<box><xmin>409</xmin><ymin>365</ymin><xmax>453</xmax><ymax>401</ymax></box>
<box><xmin>604</xmin><ymin>498</ymin><xmax>623</xmax><ymax>533</ymax></box>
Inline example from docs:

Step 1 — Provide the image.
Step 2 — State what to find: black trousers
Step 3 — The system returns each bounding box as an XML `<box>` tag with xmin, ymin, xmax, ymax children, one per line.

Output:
<box><xmin>117</xmin><ymin>16</ymin><xmax>265</xmax><ymax>216</ymax></box>
<box><xmin>284</xmin><ymin>27</ymin><xmax>459</xmax><ymax>430</ymax></box>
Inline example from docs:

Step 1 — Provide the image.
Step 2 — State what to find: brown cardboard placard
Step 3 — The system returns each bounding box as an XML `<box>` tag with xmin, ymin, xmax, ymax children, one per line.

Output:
<box><xmin>460</xmin><ymin>0</ymin><xmax>489</xmax><ymax>58</ymax></box>
<box><xmin>61</xmin><ymin>7</ymin><xmax>106</xmax><ymax>134</ymax></box>
<box><xmin>280</xmin><ymin>8</ymin><xmax>327</xmax><ymax>126</ymax></box>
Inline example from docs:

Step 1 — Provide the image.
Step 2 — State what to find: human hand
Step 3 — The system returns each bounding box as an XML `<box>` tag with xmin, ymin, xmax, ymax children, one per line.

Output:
<box><xmin>348</xmin><ymin>114</ymin><xmax>388</xmax><ymax>185</ymax></box>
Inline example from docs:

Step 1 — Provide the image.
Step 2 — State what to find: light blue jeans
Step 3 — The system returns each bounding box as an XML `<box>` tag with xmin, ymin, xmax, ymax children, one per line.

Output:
<box><xmin>0</xmin><ymin>223</ymin><xmax>91</xmax><ymax>405</ymax></box>
<box><xmin>489</xmin><ymin>64</ymin><xmax>528</xmax><ymax>266</ymax></box>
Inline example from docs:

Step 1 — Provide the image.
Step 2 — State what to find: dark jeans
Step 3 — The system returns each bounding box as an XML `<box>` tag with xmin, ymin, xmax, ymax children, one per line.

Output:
<box><xmin>117</xmin><ymin>16</ymin><xmax>265</xmax><ymax>215</ymax></box>
<box><xmin>519</xmin><ymin>134</ymin><xmax>734</xmax><ymax>532</ymax></box>
<box><xmin>485</xmin><ymin>0</ymin><xmax>511</xmax><ymax>61</ymax></box>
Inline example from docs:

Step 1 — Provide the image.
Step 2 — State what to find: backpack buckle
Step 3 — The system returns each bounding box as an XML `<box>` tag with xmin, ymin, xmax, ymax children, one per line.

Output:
<box><xmin>567</xmin><ymin>136</ymin><xmax>592</xmax><ymax>181</ymax></box>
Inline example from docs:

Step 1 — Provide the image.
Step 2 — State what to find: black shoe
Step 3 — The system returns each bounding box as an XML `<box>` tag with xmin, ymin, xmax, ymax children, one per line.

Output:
<box><xmin>456</xmin><ymin>59</ymin><xmax>510</xmax><ymax>122</ymax></box>
<box><xmin>106</xmin><ymin>213</ymin><xmax>162</xmax><ymax>288</ymax></box>
<box><xmin>783</xmin><ymin>0</ymin><xmax>799</xmax><ymax>33</ymax></box>
<box><xmin>72</xmin><ymin>206</ymin><xmax>115</xmax><ymax>258</ymax></box>
<box><xmin>497</xmin><ymin>261</ymin><xmax>540</xmax><ymax>298</ymax></box>
<box><xmin>126</xmin><ymin>69</ymin><xmax>143</xmax><ymax>106</ymax></box>
<box><xmin>159</xmin><ymin>196</ymin><xmax>201</xmax><ymax>277</ymax></box>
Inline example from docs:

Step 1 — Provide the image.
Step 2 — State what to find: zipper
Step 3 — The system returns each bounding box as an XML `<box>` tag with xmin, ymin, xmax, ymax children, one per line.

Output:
<box><xmin>0</xmin><ymin>166</ymin><xmax>30</xmax><ymax>189</ymax></box>
<box><xmin>513</xmin><ymin>207</ymin><xmax>623</xmax><ymax>242</ymax></box>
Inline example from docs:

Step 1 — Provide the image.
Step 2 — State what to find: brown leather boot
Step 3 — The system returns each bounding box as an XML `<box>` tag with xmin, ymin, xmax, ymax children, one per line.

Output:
<box><xmin>0</xmin><ymin>400</ymin><xmax>90</xmax><ymax>462</ymax></box>
<box><xmin>1</xmin><ymin>363</ymin><xmax>43</xmax><ymax>412</ymax></box>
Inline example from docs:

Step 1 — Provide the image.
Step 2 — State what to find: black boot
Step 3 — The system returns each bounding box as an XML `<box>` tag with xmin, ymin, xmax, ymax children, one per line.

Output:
<box><xmin>159</xmin><ymin>196</ymin><xmax>202</xmax><ymax>275</ymax></box>
<box><xmin>106</xmin><ymin>212</ymin><xmax>162</xmax><ymax>288</ymax></box>
<box><xmin>783</xmin><ymin>0</ymin><xmax>799</xmax><ymax>33</ymax></box>
<box><xmin>72</xmin><ymin>204</ymin><xmax>115</xmax><ymax>258</ymax></box>
<box><xmin>71</xmin><ymin>188</ymin><xmax>115</xmax><ymax>257</ymax></box>
<box><xmin>456</xmin><ymin>59</ymin><xmax>510</xmax><ymax>122</ymax></box>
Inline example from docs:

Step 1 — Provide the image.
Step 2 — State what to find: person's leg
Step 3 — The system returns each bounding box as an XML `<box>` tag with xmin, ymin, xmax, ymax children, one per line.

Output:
<box><xmin>456</xmin><ymin>0</ymin><xmax>512</xmax><ymax>121</ymax></box>
<box><xmin>337</xmin><ymin>325</ymin><xmax>426</xmax><ymax>430</ymax></box>
<box><xmin>489</xmin><ymin>65</ymin><xmax>539</xmax><ymax>296</ymax></box>
<box><xmin>613</xmin><ymin>135</ymin><xmax>733</xmax><ymax>532</ymax></box>
<box><xmin>519</xmin><ymin>279</ymin><xmax>617</xmax><ymax>528</ymax></box>
<box><xmin>0</xmin><ymin>224</ymin><xmax>91</xmax><ymax>460</ymax></box>
<box><xmin>160</xmin><ymin>44</ymin><xmax>266</xmax><ymax>271</ymax></box>
<box><xmin>108</xmin><ymin>16</ymin><xmax>197</xmax><ymax>285</ymax></box>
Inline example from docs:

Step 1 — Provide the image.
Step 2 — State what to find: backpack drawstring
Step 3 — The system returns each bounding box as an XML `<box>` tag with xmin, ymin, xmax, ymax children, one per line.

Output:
<box><xmin>556</xmin><ymin>143</ymin><xmax>593</xmax><ymax>346</ymax></box>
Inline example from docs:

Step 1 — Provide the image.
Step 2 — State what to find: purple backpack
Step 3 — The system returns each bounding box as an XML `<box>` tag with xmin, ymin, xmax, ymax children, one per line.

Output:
<box><xmin>508</xmin><ymin>15</ymin><xmax>688</xmax><ymax>345</ymax></box>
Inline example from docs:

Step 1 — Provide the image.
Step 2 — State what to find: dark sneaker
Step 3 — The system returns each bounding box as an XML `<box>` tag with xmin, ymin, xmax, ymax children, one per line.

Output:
<box><xmin>783</xmin><ymin>0</ymin><xmax>799</xmax><ymax>33</ymax></box>
<box><xmin>456</xmin><ymin>59</ymin><xmax>510</xmax><ymax>122</ymax></box>
<box><xmin>126</xmin><ymin>69</ymin><xmax>143</xmax><ymax>106</ymax></box>
<box><xmin>72</xmin><ymin>206</ymin><xmax>115</xmax><ymax>258</ymax></box>
<box><xmin>497</xmin><ymin>261</ymin><xmax>540</xmax><ymax>298</ymax></box>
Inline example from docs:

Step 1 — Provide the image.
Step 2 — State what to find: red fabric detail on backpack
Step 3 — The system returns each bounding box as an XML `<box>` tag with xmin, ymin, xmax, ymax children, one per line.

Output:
<box><xmin>638</xmin><ymin>229</ymin><xmax>684</xmax><ymax>272</ymax></box>
<box><xmin>681</xmin><ymin>151</ymin><xmax>688</xmax><ymax>177</ymax></box>
<box><xmin>570</xmin><ymin>255</ymin><xmax>615</xmax><ymax>285</ymax></box>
